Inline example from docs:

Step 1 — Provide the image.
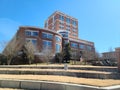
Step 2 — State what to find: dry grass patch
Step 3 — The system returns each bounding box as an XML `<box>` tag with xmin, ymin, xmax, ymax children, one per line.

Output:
<box><xmin>0</xmin><ymin>68</ymin><xmax>111</xmax><ymax>74</ymax></box>
<box><xmin>0</xmin><ymin>74</ymin><xmax>119</xmax><ymax>87</ymax></box>
<box><xmin>0</xmin><ymin>88</ymin><xmax>22</xmax><ymax>90</ymax></box>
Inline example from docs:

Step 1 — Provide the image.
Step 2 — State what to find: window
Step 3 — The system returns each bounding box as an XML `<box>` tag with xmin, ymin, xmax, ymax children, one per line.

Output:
<box><xmin>87</xmin><ymin>46</ymin><xmax>92</xmax><ymax>51</ymax></box>
<box><xmin>66</xmin><ymin>28</ymin><xmax>70</xmax><ymax>31</ymax></box>
<box><xmin>59</xmin><ymin>22</ymin><xmax>64</xmax><ymax>25</ymax></box>
<box><xmin>66</xmin><ymin>18</ymin><xmax>70</xmax><ymax>23</ymax></box>
<box><xmin>72</xmin><ymin>28</ymin><xmax>77</xmax><ymax>32</ymax></box>
<box><xmin>32</xmin><ymin>39</ymin><xmax>37</xmax><ymax>45</ymax></box>
<box><xmin>59</xmin><ymin>15</ymin><xmax>64</xmax><ymax>21</ymax></box>
<box><xmin>42</xmin><ymin>32</ymin><xmax>53</xmax><ymax>39</ymax></box>
<box><xmin>25</xmin><ymin>30</ymin><xmax>38</xmax><ymax>37</ymax></box>
<box><xmin>59</xmin><ymin>32</ymin><xmax>68</xmax><ymax>38</ymax></box>
<box><xmin>79</xmin><ymin>44</ymin><xmax>85</xmax><ymax>49</ymax></box>
<box><xmin>26</xmin><ymin>38</ymin><xmax>37</xmax><ymax>46</ymax></box>
<box><xmin>56</xmin><ymin>36</ymin><xmax>61</xmax><ymax>42</ymax></box>
<box><xmin>59</xmin><ymin>25</ymin><xmax>64</xmax><ymax>29</ymax></box>
<box><xmin>73</xmin><ymin>33</ymin><xmax>77</xmax><ymax>36</ymax></box>
<box><xmin>32</xmin><ymin>32</ymin><xmax>38</xmax><ymax>36</ymax></box>
<box><xmin>72</xmin><ymin>20</ymin><xmax>77</xmax><ymax>26</ymax></box>
<box><xmin>54</xmin><ymin>15</ymin><xmax>57</xmax><ymax>20</ymax></box>
<box><xmin>25</xmin><ymin>31</ymin><xmax>31</xmax><ymax>36</ymax></box>
<box><xmin>43</xmin><ymin>40</ymin><xmax>52</xmax><ymax>48</ymax></box>
<box><xmin>56</xmin><ymin>44</ymin><xmax>61</xmax><ymax>53</ymax></box>
<box><xmin>71</xmin><ymin>42</ymin><xmax>78</xmax><ymax>48</ymax></box>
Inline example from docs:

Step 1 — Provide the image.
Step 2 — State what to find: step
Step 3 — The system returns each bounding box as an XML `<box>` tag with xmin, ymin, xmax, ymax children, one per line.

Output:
<box><xmin>0</xmin><ymin>68</ymin><xmax>119</xmax><ymax>79</ymax></box>
<box><xmin>0</xmin><ymin>65</ymin><xmax>118</xmax><ymax>72</ymax></box>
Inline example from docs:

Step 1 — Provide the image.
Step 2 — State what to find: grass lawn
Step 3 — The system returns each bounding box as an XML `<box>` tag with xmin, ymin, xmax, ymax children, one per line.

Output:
<box><xmin>0</xmin><ymin>74</ymin><xmax>120</xmax><ymax>87</ymax></box>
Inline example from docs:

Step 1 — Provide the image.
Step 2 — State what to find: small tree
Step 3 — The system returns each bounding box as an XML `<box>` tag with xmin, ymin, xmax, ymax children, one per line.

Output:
<box><xmin>24</xmin><ymin>41</ymin><xmax>35</xmax><ymax>64</ymax></box>
<box><xmin>41</xmin><ymin>47</ymin><xmax>54</xmax><ymax>64</ymax></box>
<box><xmin>0</xmin><ymin>54</ymin><xmax>7</xmax><ymax>65</ymax></box>
<box><xmin>63</xmin><ymin>43</ymin><xmax>71</xmax><ymax>63</ymax></box>
<box><xmin>55</xmin><ymin>52</ymin><xmax>63</xmax><ymax>64</ymax></box>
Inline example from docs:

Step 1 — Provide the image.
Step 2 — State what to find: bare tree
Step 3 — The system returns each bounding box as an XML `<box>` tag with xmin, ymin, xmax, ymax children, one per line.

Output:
<box><xmin>24</xmin><ymin>41</ymin><xmax>36</xmax><ymax>64</ymax></box>
<box><xmin>2</xmin><ymin>36</ymin><xmax>20</xmax><ymax>65</ymax></box>
<box><xmin>41</xmin><ymin>47</ymin><xmax>54</xmax><ymax>64</ymax></box>
<box><xmin>82</xmin><ymin>50</ymin><xmax>95</xmax><ymax>65</ymax></box>
<box><xmin>71</xmin><ymin>49</ymin><xmax>80</xmax><ymax>65</ymax></box>
<box><xmin>0</xmin><ymin>41</ymin><xmax>7</xmax><ymax>52</ymax></box>
<box><xmin>1</xmin><ymin>33</ymin><xmax>36</xmax><ymax>65</ymax></box>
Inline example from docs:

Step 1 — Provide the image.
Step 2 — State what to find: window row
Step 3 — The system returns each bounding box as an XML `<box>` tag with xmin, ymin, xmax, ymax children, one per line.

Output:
<box><xmin>59</xmin><ymin>32</ymin><xmax>69</xmax><ymax>38</ymax></box>
<box><xmin>25</xmin><ymin>30</ymin><xmax>39</xmax><ymax>37</ymax></box>
<box><xmin>43</xmin><ymin>40</ymin><xmax>61</xmax><ymax>53</ymax></box>
<box><xmin>42</xmin><ymin>32</ymin><xmax>53</xmax><ymax>39</ymax></box>
<box><xmin>59</xmin><ymin>15</ymin><xmax>77</xmax><ymax>26</ymax></box>
<box><xmin>71</xmin><ymin>42</ymin><xmax>92</xmax><ymax>51</ymax></box>
<box><xmin>26</xmin><ymin>39</ymin><xmax>37</xmax><ymax>46</ymax></box>
<box><xmin>43</xmin><ymin>40</ymin><xmax>52</xmax><ymax>48</ymax></box>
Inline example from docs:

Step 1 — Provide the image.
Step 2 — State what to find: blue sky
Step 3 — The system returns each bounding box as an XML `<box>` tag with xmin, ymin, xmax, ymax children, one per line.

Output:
<box><xmin>0</xmin><ymin>0</ymin><xmax>120</xmax><ymax>53</ymax></box>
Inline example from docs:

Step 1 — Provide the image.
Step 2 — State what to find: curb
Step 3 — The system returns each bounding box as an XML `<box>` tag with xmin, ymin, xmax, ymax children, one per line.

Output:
<box><xmin>0</xmin><ymin>79</ymin><xmax>120</xmax><ymax>90</ymax></box>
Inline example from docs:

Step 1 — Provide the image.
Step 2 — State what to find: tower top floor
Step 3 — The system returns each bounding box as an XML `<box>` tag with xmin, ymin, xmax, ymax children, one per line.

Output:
<box><xmin>44</xmin><ymin>11</ymin><xmax>78</xmax><ymax>39</ymax></box>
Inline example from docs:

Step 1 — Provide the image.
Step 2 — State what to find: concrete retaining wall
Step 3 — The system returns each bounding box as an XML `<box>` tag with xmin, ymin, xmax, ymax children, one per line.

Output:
<box><xmin>0</xmin><ymin>79</ymin><xmax>120</xmax><ymax>90</ymax></box>
<box><xmin>0</xmin><ymin>65</ymin><xmax>118</xmax><ymax>72</ymax></box>
<box><xmin>0</xmin><ymin>70</ymin><xmax>119</xmax><ymax>79</ymax></box>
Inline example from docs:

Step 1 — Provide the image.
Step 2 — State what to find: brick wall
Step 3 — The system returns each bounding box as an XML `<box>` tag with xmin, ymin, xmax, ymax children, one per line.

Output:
<box><xmin>115</xmin><ymin>48</ymin><xmax>120</xmax><ymax>72</ymax></box>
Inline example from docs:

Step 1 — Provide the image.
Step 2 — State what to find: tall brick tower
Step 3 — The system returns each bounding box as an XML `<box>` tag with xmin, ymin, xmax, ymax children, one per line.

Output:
<box><xmin>44</xmin><ymin>11</ymin><xmax>78</xmax><ymax>39</ymax></box>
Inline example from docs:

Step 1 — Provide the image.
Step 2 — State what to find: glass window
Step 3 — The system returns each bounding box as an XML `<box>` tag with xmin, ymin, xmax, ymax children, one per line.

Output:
<box><xmin>25</xmin><ymin>31</ymin><xmax>31</xmax><ymax>36</ymax></box>
<box><xmin>32</xmin><ymin>32</ymin><xmax>38</xmax><ymax>36</ymax></box>
<box><xmin>72</xmin><ymin>20</ymin><xmax>77</xmax><ymax>26</ymax></box>
<box><xmin>56</xmin><ymin>36</ymin><xmax>61</xmax><ymax>42</ymax></box>
<box><xmin>56</xmin><ymin>44</ymin><xmax>61</xmax><ymax>53</ymax></box>
<box><xmin>61</xmin><ymin>33</ymin><xmax>68</xmax><ymax>37</ymax></box>
<box><xmin>59</xmin><ymin>15</ymin><xmax>64</xmax><ymax>21</ymax></box>
<box><xmin>66</xmin><ymin>18</ymin><xmax>70</xmax><ymax>23</ymax></box>
<box><xmin>73</xmin><ymin>33</ymin><xmax>77</xmax><ymax>36</ymax></box>
<box><xmin>48</xmin><ymin>34</ymin><xmax>53</xmax><ymax>39</ymax></box>
<box><xmin>87</xmin><ymin>46</ymin><xmax>92</xmax><ymax>51</ymax></box>
<box><xmin>43</xmin><ymin>40</ymin><xmax>52</xmax><ymax>48</ymax></box>
<box><xmin>71</xmin><ymin>42</ymin><xmax>78</xmax><ymax>48</ymax></box>
<box><xmin>32</xmin><ymin>39</ymin><xmax>37</xmax><ymax>45</ymax></box>
<box><xmin>79</xmin><ymin>44</ymin><xmax>85</xmax><ymax>49</ymax></box>
<box><xmin>26</xmin><ymin>39</ymin><xmax>37</xmax><ymax>46</ymax></box>
<box><xmin>59</xmin><ymin>32</ymin><xmax>68</xmax><ymax>38</ymax></box>
<box><xmin>42</xmin><ymin>32</ymin><xmax>53</xmax><ymax>39</ymax></box>
<box><xmin>42</xmin><ymin>33</ymin><xmax>47</xmax><ymax>38</ymax></box>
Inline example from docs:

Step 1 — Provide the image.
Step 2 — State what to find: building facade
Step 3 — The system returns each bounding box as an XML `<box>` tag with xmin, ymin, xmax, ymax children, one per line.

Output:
<box><xmin>5</xmin><ymin>11</ymin><xmax>95</xmax><ymax>62</ymax></box>
<box><xmin>16</xmin><ymin>26</ymin><xmax>62</xmax><ymax>54</ymax></box>
<box><xmin>44</xmin><ymin>11</ymin><xmax>95</xmax><ymax>60</ymax></box>
<box><xmin>102</xmin><ymin>48</ymin><xmax>120</xmax><ymax>67</ymax></box>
